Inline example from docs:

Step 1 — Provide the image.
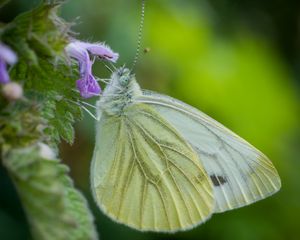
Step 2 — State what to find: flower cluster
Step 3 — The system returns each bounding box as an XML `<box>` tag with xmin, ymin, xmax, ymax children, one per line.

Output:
<box><xmin>65</xmin><ymin>41</ymin><xmax>119</xmax><ymax>98</ymax></box>
<box><xmin>1</xmin><ymin>40</ymin><xmax>118</xmax><ymax>99</ymax></box>
<box><xmin>0</xmin><ymin>43</ymin><xmax>17</xmax><ymax>84</ymax></box>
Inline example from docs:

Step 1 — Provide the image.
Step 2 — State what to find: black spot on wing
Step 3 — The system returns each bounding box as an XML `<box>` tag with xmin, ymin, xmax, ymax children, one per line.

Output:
<box><xmin>210</xmin><ymin>175</ymin><xmax>227</xmax><ymax>187</ymax></box>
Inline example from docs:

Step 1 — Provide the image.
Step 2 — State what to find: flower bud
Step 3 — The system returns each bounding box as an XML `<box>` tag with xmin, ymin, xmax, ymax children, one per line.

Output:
<box><xmin>2</xmin><ymin>82</ymin><xmax>23</xmax><ymax>101</ymax></box>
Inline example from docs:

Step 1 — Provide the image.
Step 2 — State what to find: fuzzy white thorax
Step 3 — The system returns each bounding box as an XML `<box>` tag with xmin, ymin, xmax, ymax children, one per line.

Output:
<box><xmin>97</xmin><ymin>68</ymin><xmax>142</xmax><ymax>116</ymax></box>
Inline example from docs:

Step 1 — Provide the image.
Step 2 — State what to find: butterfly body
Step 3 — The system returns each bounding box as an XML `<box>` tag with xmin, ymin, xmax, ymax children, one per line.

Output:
<box><xmin>97</xmin><ymin>68</ymin><xmax>141</xmax><ymax>116</ymax></box>
<box><xmin>91</xmin><ymin>67</ymin><xmax>281</xmax><ymax>232</ymax></box>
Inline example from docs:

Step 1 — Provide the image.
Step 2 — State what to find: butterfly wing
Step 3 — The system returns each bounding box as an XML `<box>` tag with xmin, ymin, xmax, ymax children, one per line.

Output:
<box><xmin>135</xmin><ymin>90</ymin><xmax>281</xmax><ymax>213</ymax></box>
<box><xmin>91</xmin><ymin>103</ymin><xmax>214</xmax><ymax>232</ymax></box>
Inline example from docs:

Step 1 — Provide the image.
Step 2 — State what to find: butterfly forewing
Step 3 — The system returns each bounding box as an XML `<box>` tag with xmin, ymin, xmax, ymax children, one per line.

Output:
<box><xmin>136</xmin><ymin>91</ymin><xmax>281</xmax><ymax>213</ymax></box>
<box><xmin>91</xmin><ymin>103</ymin><xmax>214</xmax><ymax>232</ymax></box>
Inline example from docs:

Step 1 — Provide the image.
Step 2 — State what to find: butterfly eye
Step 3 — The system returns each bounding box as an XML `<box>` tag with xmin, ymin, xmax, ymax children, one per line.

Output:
<box><xmin>119</xmin><ymin>76</ymin><xmax>130</xmax><ymax>86</ymax></box>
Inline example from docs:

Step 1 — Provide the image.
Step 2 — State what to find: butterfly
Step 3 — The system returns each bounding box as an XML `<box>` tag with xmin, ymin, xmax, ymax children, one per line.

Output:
<box><xmin>90</xmin><ymin>67</ymin><xmax>281</xmax><ymax>232</ymax></box>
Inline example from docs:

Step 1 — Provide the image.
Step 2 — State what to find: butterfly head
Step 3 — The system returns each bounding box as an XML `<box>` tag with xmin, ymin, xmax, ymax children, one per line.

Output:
<box><xmin>115</xmin><ymin>67</ymin><xmax>133</xmax><ymax>87</ymax></box>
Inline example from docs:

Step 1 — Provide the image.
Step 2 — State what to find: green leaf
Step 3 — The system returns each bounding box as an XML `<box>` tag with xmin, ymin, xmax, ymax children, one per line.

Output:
<box><xmin>0</xmin><ymin>1</ymin><xmax>83</xmax><ymax>145</ymax></box>
<box><xmin>2</xmin><ymin>144</ymin><xmax>98</xmax><ymax>240</ymax></box>
<box><xmin>0</xmin><ymin>0</ymin><xmax>10</xmax><ymax>8</ymax></box>
<box><xmin>0</xmin><ymin>1</ymin><xmax>98</xmax><ymax>239</ymax></box>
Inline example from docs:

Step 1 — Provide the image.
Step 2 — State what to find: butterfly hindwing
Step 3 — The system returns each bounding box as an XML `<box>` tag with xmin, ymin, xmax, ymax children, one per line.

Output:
<box><xmin>136</xmin><ymin>90</ymin><xmax>281</xmax><ymax>213</ymax></box>
<box><xmin>91</xmin><ymin>103</ymin><xmax>214</xmax><ymax>232</ymax></box>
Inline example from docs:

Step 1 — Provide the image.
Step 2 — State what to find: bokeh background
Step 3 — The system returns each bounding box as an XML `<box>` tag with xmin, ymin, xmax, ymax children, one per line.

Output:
<box><xmin>1</xmin><ymin>0</ymin><xmax>300</xmax><ymax>239</ymax></box>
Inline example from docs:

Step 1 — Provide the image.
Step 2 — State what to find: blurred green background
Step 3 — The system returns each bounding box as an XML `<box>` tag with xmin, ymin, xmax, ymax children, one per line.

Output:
<box><xmin>1</xmin><ymin>0</ymin><xmax>300</xmax><ymax>239</ymax></box>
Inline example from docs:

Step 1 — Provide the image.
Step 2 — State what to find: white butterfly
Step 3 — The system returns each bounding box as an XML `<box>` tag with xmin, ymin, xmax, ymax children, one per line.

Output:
<box><xmin>90</xmin><ymin>67</ymin><xmax>281</xmax><ymax>232</ymax></box>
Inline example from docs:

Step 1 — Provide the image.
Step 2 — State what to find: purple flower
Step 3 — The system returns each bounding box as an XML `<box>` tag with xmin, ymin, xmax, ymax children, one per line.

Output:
<box><xmin>0</xmin><ymin>43</ymin><xmax>17</xmax><ymax>84</ymax></box>
<box><xmin>76</xmin><ymin>74</ymin><xmax>101</xmax><ymax>98</ymax></box>
<box><xmin>65</xmin><ymin>41</ymin><xmax>119</xmax><ymax>98</ymax></box>
<box><xmin>75</xmin><ymin>41</ymin><xmax>119</xmax><ymax>63</ymax></box>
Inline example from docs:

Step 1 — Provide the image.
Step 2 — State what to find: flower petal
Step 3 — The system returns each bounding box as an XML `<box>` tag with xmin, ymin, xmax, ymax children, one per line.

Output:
<box><xmin>0</xmin><ymin>43</ymin><xmax>17</xmax><ymax>64</ymax></box>
<box><xmin>0</xmin><ymin>60</ymin><xmax>10</xmax><ymax>84</ymax></box>
<box><xmin>75</xmin><ymin>41</ymin><xmax>119</xmax><ymax>62</ymax></box>
<box><xmin>76</xmin><ymin>74</ymin><xmax>101</xmax><ymax>98</ymax></box>
<box><xmin>65</xmin><ymin>42</ymin><xmax>90</xmax><ymax>65</ymax></box>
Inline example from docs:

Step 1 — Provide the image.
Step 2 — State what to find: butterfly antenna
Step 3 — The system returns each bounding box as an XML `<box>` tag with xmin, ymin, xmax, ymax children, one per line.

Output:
<box><xmin>131</xmin><ymin>0</ymin><xmax>146</xmax><ymax>71</ymax></box>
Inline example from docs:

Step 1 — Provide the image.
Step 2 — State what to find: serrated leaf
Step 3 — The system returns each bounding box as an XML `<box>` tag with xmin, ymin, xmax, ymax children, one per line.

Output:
<box><xmin>0</xmin><ymin>1</ymin><xmax>83</xmax><ymax>145</ymax></box>
<box><xmin>2</xmin><ymin>2</ymin><xmax>69</xmax><ymax>59</ymax></box>
<box><xmin>2</xmin><ymin>144</ymin><xmax>98</xmax><ymax>240</ymax></box>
